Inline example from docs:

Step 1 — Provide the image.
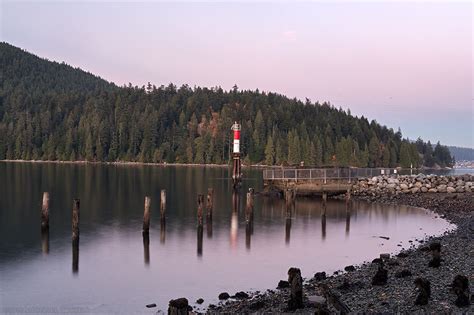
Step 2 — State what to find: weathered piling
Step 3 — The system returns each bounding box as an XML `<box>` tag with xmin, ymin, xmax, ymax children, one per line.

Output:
<box><xmin>206</xmin><ymin>188</ymin><xmax>214</xmax><ymax>218</ymax></box>
<box><xmin>143</xmin><ymin>196</ymin><xmax>151</xmax><ymax>232</ymax></box>
<box><xmin>72</xmin><ymin>199</ymin><xmax>80</xmax><ymax>242</ymax></box>
<box><xmin>288</xmin><ymin>267</ymin><xmax>303</xmax><ymax>310</ymax></box>
<box><xmin>245</xmin><ymin>189</ymin><xmax>254</xmax><ymax>222</ymax></box>
<box><xmin>197</xmin><ymin>194</ymin><xmax>204</xmax><ymax>226</ymax></box>
<box><xmin>322</xmin><ymin>192</ymin><xmax>327</xmax><ymax>206</ymax></box>
<box><xmin>197</xmin><ymin>225</ymin><xmax>203</xmax><ymax>257</ymax></box>
<box><xmin>41</xmin><ymin>192</ymin><xmax>50</xmax><ymax>229</ymax></box>
<box><xmin>160</xmin><ymin>190</ymin><xmax>166</xmax><ymax>218</ymax></box>
<box><xmin>345</xmin><ymin>188</ymin><xmax>351</xmax><ymax>203</ymax></box>
<box><xmin>168</xmin><ymin>298</ymin><xmax>189</xmax><ymax>315</ymax></box>
<box><xmin>285</xmin><ymin>188</ymin><xmax>295</xmax><ymax>209</ymax></box>
<box><xmin>143</xmin><ymin>231</ymin><xmax>150</xmax><ymax>265</ymax></box>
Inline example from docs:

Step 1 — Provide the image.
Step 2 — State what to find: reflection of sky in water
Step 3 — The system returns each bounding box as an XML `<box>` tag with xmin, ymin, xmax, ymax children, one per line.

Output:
<box><xmin>0</xmin><ymin>163</ymin><xmax>454</xmax><ymax>312</ymax></box>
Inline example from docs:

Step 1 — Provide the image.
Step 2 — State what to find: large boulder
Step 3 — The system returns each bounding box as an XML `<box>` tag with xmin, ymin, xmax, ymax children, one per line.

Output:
<box><xmin>447</xmin><ymin>186</ymin><xmax>456</xmax><ymax>194</ymax></box>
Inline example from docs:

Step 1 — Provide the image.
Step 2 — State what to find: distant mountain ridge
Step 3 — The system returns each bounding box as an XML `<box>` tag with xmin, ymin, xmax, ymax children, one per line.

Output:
<box><xmin>448</xmin><ymin>146</ymin><xmax>474</xmax><ymax>161</ymax></box>
<box><xmin>0</xmin><ymin>42</ymin><xmax>454</xmax><ymax>168</ymax></box>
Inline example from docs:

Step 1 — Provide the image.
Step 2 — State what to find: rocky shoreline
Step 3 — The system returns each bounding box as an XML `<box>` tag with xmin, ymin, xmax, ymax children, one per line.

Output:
<box><xmin>202</xmin><ymin>192</ymin><xmax>473</xmax><ymax>313</ymax></box>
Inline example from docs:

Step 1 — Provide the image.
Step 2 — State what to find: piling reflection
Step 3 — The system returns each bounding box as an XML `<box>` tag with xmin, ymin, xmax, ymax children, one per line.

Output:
<box><xmin>197</xmin><ymin>225</ymin><xmax>203</xmax><ymax>257</ymax></box>
<box><xmin>285</xmin><ymin>217</ymin><xmax>292</xmax><ymax>245</ymax></box>
<box><xmin>41</xmin><ymin>227</ymin><xmax>49</xmax><ymax>255</ymax></box>
<box><xmin>160</xmin><ymin>219</ymin><xmax>166</xmax><ymax>244</ymax></box>
<box><xmin>230</xmin><ymin>191</ymin><xmax>240</xmax><ymax>249</ymax></box>
<box><xmin>143</xmin><ymin>232</ymin><xmax>150</xmax><ymax>265</ymax></box>
<box><xmin>72</xmin><ymin>239</ymin><xmax>79</xmax><ymax>274</ymax></box>
<box><xmin>206</xmin><ymin>216</ymin><xmax>213</xmax><ymax>239</ymax></box>
<box><xmin>345</xmin><ymin>202</ymin><xmax>352</xmax><ymax>237</ymax></box>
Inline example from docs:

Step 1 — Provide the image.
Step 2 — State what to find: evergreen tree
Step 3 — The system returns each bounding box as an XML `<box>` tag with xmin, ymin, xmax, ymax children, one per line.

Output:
<box><xmin>264</xmin><ymin>136</ymin><xmax>275</xmax><ymax>165</ymax></box>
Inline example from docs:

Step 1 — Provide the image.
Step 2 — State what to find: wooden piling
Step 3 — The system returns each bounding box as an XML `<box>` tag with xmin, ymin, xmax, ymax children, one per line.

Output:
<box><xmin>160</xmin><ymin>190</ymin><xmax>166</xmax><ymax>218</ymax></box>
<box><xmin>322</xmin><ymin>192</ymin><xmax>327</xmax><ymax>206</ymax></box>
<box><xmin>321</xmin><ymin>213</ymin><xmax>327</xmax><ymax>240</ymax></box>
<box><xmin>143</xmin><ymin>196</ymin><xmax>151</xmax><ymax>232</ymax></box>
<box><xmin>345</xmin><ymin>189</ymin><xmax>351</xmax><ymax>203</ymax></box>
<box><xmin>206</xmin><ymin>188</ymin><xmax>214</xmax><ymax>219</ymax></box>
<box><xmin>41</xmin><ymin>192</ymin><xmax>50</xmax><ymax>229</ymax></box>
<box><xmin>197</xmin><ymin>194</ymin><xmax>204</xmax><ymax>226</ymax></box>
<box><xmin>246</xmin><ymin>189</ymin><xmax>254</xmax><ymax>222</ymax></box>
<box><xmin>206</xmin><ymin>216</ymin><xmax>213</xmax><ymax>239</ymax></box>
<box><xmin>72</xmin><ymin>199</ymin><xmax>80</xmax><ymax>242</ymax></box>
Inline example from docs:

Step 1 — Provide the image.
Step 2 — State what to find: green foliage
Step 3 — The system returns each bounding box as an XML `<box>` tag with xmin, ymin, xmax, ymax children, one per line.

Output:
<box><xmin>0</xmin><ymin>42</ymin><xmax>453</xmax><ymax>168</ymax></box>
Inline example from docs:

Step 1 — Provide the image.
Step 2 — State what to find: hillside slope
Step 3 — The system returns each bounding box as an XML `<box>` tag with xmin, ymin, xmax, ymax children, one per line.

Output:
<box><xmin>0</xmin><ymin>43</ymin><xmax>453</xmax><ymax>167</ymax></box>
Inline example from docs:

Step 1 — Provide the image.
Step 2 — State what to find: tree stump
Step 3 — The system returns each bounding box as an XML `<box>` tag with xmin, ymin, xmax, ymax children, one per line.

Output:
<box><xmin>414</xmin><ymin>277</ymin><xmax>431</xmax><ymax>305</ymax></box>
<box><xmin>168</xmin><ymin>298</ymin><xmax>189</xmax><ymax>315</ymax></box>
<box><xmin>428</xmin><ymin>242</ymin><xmax>441</xmax><ymax>268</ymax></box>
<box><xmin>452</xmin><ymin>275</ymin><xmax>470</xmax><ymax>307</ymax></box>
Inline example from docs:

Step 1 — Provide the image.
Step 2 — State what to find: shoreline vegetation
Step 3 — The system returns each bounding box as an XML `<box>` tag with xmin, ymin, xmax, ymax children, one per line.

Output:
<box><xmin>201</xmin><ymin>192</ymin><xmax>473</xmax><ymax>313</ymax></box>
<box><xmin>0</xmin><ymin>159</ymin><xmax>457</xmax><ymax>172</ymax></box>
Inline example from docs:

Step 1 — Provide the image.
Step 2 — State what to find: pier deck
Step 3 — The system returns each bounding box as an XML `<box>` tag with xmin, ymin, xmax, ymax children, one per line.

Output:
<box><xmin>263</xmin><ymin>168</ymin><xmax>395</xmax><ymax>196</ymax></box>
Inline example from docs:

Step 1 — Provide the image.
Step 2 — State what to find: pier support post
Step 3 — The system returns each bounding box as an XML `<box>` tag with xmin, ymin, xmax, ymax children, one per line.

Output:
<box><xmin>160</xmin><ymin>190</ymin><xmax>166</xmax><ymax>218</ymax></box>
<box><xmin>206</xmin><ymin>188</ymin><xmax>214</xmax><ymax>219</ymax></box>
<box><xmin>143</xmin><ymin>196</ymin><xmax>151</xmax><ymax>233</ymax></box>
<box><xmin>41</xmin><ymin>192</ymin><xmax>50</xmax><ymax>230</ymax></box>
<box><xmin>322</xmin><ymin>192</ymin><xmax>327</xmax><ymax>206</ymax></box>
<box><xmin>72</xmin><ymin>199</ymin><xmax>80</xmax><ymax>274</ymax></box>
<box><xmin>197</xmin><ymin>194</ymin><xmax>204</xmax><ymax>226</ymax></box>
<box><xmin>345</xmin><ymin>189</ymin><xmax>351</xmax><ymax>203</ymax></box>
<box><xmin>72</xmin><ymin>199</ymin><xmax>80</xmax><ymax>242</ymax></box>
<box><xmin>245</xmin><ymin>188</ymin><xmax>254</xmax><ymax>222</ymax></box>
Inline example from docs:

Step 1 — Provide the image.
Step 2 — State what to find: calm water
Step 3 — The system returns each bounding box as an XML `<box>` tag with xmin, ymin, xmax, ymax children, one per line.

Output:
<box><xmin>0</xmin><ymin>163</ymin><xmax>454</xmax><ymax>313</ymax></box>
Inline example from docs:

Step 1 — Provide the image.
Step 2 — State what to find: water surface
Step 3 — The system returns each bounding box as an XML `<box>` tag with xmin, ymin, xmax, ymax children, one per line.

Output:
<box><xmin>0</xmin><ymin>163</ymin><xmax>453</xmax><ymax>313</ymax></box>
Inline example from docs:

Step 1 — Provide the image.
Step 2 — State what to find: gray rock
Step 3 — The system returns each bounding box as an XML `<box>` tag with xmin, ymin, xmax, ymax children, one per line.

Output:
<box><xmin>307</xmin><ymin>295</ymin><xmax>327</xmax><ymax>307</ymax></box>
<box><xmin>447</xmin><ymin>186</ymin><xmax>456</xmax><ymax>193</ymax></box>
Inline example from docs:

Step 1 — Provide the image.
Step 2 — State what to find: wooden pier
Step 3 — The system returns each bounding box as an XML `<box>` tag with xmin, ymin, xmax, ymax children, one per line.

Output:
<box><xmin>263</xmin><ymin>167</ymin><xmax>395</xmax><ymax>196</ymax></box>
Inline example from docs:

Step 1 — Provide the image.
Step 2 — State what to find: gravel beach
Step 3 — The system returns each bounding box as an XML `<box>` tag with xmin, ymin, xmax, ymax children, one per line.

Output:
<box><xmin>207</xmin><ymin>192</ymin><xmax>473</xmax><ymax>313</ymax></box>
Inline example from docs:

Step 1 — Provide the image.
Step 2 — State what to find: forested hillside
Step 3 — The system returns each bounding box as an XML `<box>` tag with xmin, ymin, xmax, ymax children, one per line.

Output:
<box><xmin>0</xmin><ymin>42</ymin><xmax>454</xmax><ymax>168</ymax></box>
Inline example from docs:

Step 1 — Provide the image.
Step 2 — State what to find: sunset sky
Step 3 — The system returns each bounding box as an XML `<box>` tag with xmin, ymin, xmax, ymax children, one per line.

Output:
<box><xmin>1</xmin><ymin>1</ymin><xmax>472</xmax><ymax>147</ymax></box>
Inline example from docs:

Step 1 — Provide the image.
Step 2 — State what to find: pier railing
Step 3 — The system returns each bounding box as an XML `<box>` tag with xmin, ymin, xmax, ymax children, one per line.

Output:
<box><xmin>263</xmin><ymin>168</ymin><xmax>396</xmax><ymax>182</ymax></box>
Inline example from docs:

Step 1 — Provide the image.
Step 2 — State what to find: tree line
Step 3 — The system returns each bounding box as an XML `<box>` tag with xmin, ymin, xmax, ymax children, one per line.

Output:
<box><xmin>0</xmin><ymin>42</ymin><xmax>454</xmax><ymax>168</ymax></box>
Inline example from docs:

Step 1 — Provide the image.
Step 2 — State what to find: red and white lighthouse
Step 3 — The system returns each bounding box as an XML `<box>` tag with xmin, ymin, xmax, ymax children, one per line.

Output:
<box><xmin>232</xmin><ymin>122</ymin><xmax>241</xmax><ymax>154</ymax></box>
<box><xmin>231</xmin><ymin>122</ymin><xmax>242</xmax><ymax>188</ymax></box>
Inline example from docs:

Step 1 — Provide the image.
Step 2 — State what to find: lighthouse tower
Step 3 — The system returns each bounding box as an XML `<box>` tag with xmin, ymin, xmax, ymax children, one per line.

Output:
<box><xmin>231</xmin><ymin>121</ymin><xmax>242</xmax><ymax>188</ymax></box>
